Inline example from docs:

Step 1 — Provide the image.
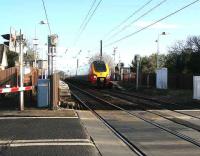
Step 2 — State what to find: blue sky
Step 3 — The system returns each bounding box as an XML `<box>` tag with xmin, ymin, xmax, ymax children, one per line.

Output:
<box><xmin>0</xmin><ymin>0</ymin><xmax>200</xmax><ymax>74</ymax></box>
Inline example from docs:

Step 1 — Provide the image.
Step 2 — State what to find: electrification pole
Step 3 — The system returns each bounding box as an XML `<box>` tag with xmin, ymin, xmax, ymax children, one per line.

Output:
<box><xmin>76</xmin><ymin>59</ymin><xmax>79</xmax><ymax>76</ymax></box>
<box><xmin>135</xmin><ymin>55</ymin><xmax>140</xmax><ymax>90</ymax></box>
<box><xmin>100</xmin><ymin>40</ymin><xmax>102</xmax><ymax>61</ymax></box>
<box><xmin>113</xmin><ymin>47</ymin><xmax>117</xmax><ymax>81</ymax></box>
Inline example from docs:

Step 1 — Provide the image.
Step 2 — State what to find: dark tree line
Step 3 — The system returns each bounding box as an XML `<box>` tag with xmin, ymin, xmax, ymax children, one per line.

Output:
<box><xmin>131</xmin><ymin>35</ymin><xmax>200</xmax><ymax>74</ymax></box>
<box><xmin>165</xmin><ymin>36</ymin><xmax>200</xmax><ymax>74</ymax></box>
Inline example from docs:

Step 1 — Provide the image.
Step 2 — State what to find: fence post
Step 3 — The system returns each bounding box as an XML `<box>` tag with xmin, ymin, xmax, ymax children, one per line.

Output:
<box><xmin>50</xmin><ymin>73</ymin><xmax>60</xmax><ymax>110</ymax></box>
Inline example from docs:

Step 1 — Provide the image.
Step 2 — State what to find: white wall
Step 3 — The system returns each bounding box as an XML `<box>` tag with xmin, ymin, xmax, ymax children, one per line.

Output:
<box><xmin>193</xmin><ymin>76</ymin><xmax>200</xmax><ymax>100</ymax></box>
<box><xmin>156</xmin><ymin>68</ymin><xmax>168</xmax><ymax>89</ymax></box>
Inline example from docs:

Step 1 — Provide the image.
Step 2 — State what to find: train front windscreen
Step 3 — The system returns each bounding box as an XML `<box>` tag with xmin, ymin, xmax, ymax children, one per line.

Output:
<box><xmin>93</xmin><ymin>61</ymin><xmax>107</xmax><ymax>72</ymax></box>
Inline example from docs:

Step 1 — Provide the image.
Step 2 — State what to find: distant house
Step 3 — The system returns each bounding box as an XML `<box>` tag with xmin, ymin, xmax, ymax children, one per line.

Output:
<box><xmin>0</xmin><ymin>44</ymin><xmax>8</xmax><ymax>70</ymax></box>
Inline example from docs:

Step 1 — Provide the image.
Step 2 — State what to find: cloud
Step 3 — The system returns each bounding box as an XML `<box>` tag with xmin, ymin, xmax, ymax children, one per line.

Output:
<box><xmin>133</xmin><ymin>21</ymin><xmax>180</xmax><ymax>29</ymax></box>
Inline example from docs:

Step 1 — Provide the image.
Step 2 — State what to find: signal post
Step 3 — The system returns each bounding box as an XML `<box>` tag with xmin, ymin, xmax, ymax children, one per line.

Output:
<box><xmin>1</xmin><ymin>28</ymin><xmax>25</xmax><ymax>111</ymax></box>
<box><xmin>48</xmin><ymin>34</ymin><xmax>59</xmax><ymax>109</ymax></box>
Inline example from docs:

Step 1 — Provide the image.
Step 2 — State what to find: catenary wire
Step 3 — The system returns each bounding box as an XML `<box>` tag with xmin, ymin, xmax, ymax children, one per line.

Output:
<box><xmin>79</xmin><ymin>0</ymin><xmax>97</xmax><ymax>30</ymax></box>
<box><xmin>105</xmin><ymin>0</ymin><xmax>200</xmax><ymax>47</ymax></box>
<box><xmin>107</xmin><ymin>0</ymin><xmax>167</xmax><ymax>41</ymax></box>
<box><xmin>74</xmin><ymin>0</ymin><xmax>98</xmax><ymax>45</ymax></box>
<box><xmin>41</xmin><ymin>0</ymin><xmax>52</xmax><ymax>35</ymax></box>
<box><xmin>103</xmin><ymin>0</ymin><xmax>154</xmax><ymax>39</ymax></box>
<box><xmin>75</xmin><ymin>0</ymin><xmax>103</xmax><ymax>44</ymax></box>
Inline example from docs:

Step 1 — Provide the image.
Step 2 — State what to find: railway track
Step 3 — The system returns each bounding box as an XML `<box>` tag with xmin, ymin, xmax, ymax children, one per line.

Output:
<box><xmin>68</xmin><ymin>80</ymin><xmax>200</xmax><ymax>133</ymax></box>
<box><xmin>100</xmin><ymin>89</ymin><xmax>200</xmax><ymax>132</ymax></box>
<box><xmin>69</xmin><ymin>83</ymin><xmax>200</xmax><ymax>155</ymax></box>
<box><xmin>109</xmin><ymin>88</ymin><xmax>200</xmax><ymax>110</ymax></box>
<box><xmin>68</xmin><ymin>80</ymin><xmax>200</xmax><ymax>126</ymax></box>
<box><xmin>71</xmin><ymin>87</ymin><xmax>146</xmax><ymax>156</ymax></box>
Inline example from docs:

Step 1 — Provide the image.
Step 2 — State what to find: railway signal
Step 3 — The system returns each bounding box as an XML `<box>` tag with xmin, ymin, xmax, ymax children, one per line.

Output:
<box><xmin>1</xmin><ymin>34</ymin><xmax>10</xmax><ymax>46</ymax></box>
<box><xmin>1</xmin><ymin>33</ymin><xmax>16</xmax><ymax>50</ymax></box>
<box><xmin>48</xmin><ymin>34</ymin><xmax>58</xmax><ymax>75</ymax></box>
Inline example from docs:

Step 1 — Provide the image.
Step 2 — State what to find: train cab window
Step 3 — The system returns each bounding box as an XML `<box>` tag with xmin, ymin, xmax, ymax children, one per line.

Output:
<box><xmin>93</xmin><ymin>61</ymin><xmax>107</xmax><ymax>72</ymax></box>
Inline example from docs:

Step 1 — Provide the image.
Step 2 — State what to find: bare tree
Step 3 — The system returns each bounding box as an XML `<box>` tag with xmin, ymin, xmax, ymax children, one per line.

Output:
<box><xmin>168</xmin><ymin>40</ymin><xmax>185</xmax><ymax>54</ymax></box>
<box><xmin>88</xmin><ymin>53</ymin><xmax>114</xmax><ymax>70</ymax></box>
<box><xmin>186</xmin><ymin>36</ymin><xmax>200</xmax><ymax>52</ymax></box>
<box><xmin>24</xmin><ymin>39</ymin><xmax>35</xmax><ymax>62</ymax></box>
<box><xmin>165</xmin><ymin>35</ymin><xmax>200</xmax><ymax>74</ymax></box>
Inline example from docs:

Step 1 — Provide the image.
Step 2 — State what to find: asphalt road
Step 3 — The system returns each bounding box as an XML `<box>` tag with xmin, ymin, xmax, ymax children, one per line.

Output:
<box><xmin>0</xmin><ymin>146</ymin><xmax>97</xmax><ymax>156</ymax></box>
<box><xmin>0</xmin><ymin>112</ymin><xmax>99</xmax><ymax>156</ymax></box>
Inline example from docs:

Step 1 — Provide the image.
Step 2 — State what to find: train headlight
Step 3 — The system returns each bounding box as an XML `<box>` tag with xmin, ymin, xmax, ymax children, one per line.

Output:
<box><xmin>93</xmin><ymin>75</ymin><xmax>97</xmax><ymax>79</ymax></box>
<box><xmin>106</xmin><ymin>75</ymin><xmax>110</xmax><ymax>79</ymax></box>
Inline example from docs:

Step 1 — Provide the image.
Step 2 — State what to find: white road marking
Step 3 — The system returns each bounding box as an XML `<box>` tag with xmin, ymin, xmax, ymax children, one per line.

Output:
<box><xmin>176</xmin><ymin>110</ymin><xmax>200</xmax><ymax>112</ymax></box>
<box><xmin>0</xmin><ymin>139</ymin><xmax>90</xmax><ymax>143</ymax></box>
<box><xmin>0</xmin><ymin>116</ymin><xmax>78</xmax><ymax>120</ymax></box>
<box><xmin>2</xmin><ymin>142</ymin><xmax>94</xmax><ymax>147</ymax></box>
<box><xmin>0</xmin><ymin>139</ymin><xmax>94</xmax><ymax>147</ymax></box>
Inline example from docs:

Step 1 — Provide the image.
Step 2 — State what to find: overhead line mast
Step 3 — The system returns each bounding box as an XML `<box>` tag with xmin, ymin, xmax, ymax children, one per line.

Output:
<box><xmin>105</xmin><ymin>0</ymin><xmax>200</xmax><ymax>47</ymax></box>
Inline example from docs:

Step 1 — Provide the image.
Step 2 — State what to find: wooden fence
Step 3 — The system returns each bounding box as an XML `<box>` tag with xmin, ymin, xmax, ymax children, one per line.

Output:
<box><xmin>0</xmin><ymin>67</ymin><xmax>18</xmax><ymax>87</ymax></box>
<box><xmin>0</xmin><ymin>67</ymin><xmax>39</xmax><ymax>88</ymax></box>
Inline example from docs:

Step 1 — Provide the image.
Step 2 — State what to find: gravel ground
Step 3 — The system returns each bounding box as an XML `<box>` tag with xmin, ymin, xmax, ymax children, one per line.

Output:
<box><xmin>114</xmin><ymin>81</ymin><xmax>194</xmax><ymax>105</ymax></box>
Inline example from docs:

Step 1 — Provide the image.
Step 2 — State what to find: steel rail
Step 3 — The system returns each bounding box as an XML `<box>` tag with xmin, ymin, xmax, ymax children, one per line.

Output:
<box><xmin>71</xmin><ymin>90</ymin><xmax>146</xmax><ymax>156</ymax></box>
<box><xmin>108</xmin><ymin>89</ymin><xmax>200</xmax><ymax>120</ymax></box>
<box><xmin>100</xmin><ymin>90</ymin><xmax>200</xmax><ymax>132</ymax></box>
<box><xmin>68</xmin><ymin>79</ymin><xmax>200</xmax><ymax>132</ymax></box>
<box><xmin>69</xmin><ymin>83</ymin><xmax>200</xmax><ymax>148</ymax></box>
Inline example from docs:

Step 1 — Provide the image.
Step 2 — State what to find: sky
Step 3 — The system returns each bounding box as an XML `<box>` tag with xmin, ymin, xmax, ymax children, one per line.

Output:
<box><xmin>0</xmin><ymin>0</ymin><xmax>200</xmax><ymax>75</ymax></box>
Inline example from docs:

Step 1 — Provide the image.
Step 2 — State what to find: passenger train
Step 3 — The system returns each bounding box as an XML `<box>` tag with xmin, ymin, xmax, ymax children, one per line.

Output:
<box><xmin>77</xmin><ymin>60</ymin><xmax>112</xmax><ymax>88</ymax></box>
<box><xmin>88</xmin><ymin>60</ymin><xmax>111</xmax><ymax>87</ymax></box>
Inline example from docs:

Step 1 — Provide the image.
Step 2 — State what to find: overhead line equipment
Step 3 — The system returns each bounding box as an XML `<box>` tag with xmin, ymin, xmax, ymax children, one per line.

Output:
<box><xmin>105</xmin><ymin>0</ymin><xmax>200</xmax><ymax>47</ymax></box>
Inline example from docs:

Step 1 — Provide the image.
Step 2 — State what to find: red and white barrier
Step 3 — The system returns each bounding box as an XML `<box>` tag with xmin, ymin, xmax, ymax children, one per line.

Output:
<box><xmin>0</xmin><ymin>86</ymin><xmax>33</xmax><ymax>94</ymax></box>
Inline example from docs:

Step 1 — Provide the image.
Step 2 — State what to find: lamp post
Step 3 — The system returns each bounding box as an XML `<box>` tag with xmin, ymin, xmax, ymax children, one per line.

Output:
<box><xmin>113</xmin><ymin>47</ymin><xmax>117</xmax><ymax>81</ymax></box>
<box><xmin>155</xmin><ymin>32</ymin><xmax>167</xmax><ymax>69</ymax></box>
<box><xmin>33</xmin><ymin>21</ymin><xmax>48</xmax><ymax>68</ymax></box>
<box><xmin>33</xmin><ymin>25</ymin><xmax>38</xmax><ymax>68</ymax></box>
